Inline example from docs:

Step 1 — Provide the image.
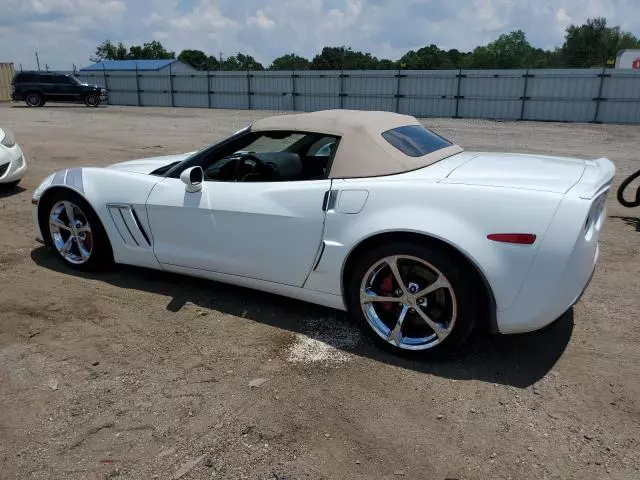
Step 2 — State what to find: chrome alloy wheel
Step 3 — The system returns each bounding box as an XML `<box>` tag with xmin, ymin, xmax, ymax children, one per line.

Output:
<box><xmin>359</xmin><ymin>255</ymin><xmax>457</xmax><ymax>350</ymax></box>
<box><xmin>49</xmin><ymin>200</ymin><xmax>93</xmax><ymax>265</ymax></box>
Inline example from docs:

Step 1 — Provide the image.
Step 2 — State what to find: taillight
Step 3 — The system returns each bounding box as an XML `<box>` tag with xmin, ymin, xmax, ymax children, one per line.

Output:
<box><xmin>487</xmin><ymin>233</ymin><xmax>537</xmax><ymax>245</ymax></box>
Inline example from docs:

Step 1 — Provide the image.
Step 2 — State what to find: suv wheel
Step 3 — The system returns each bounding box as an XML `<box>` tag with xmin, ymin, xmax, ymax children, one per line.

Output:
<box><xmin>25</xmin><ymin>93</ymin><xmax>44</xmax><ymax>107</ymax></box>
<box><xmin>84</xmin><ymin>94</ymin><xmax>100</xmax><ymax>107</ymax></box>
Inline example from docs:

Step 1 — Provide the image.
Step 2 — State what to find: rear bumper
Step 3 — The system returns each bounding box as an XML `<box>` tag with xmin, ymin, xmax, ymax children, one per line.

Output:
<box><xmin>497</xmin><ymin>242</ymin><xmax>599</xmax><ymax>334</ymax></box>
<box><xmin>11</xmin><ymin>92</ymin><xmax>24</xmax><ymax>101</ymax></box>
<box><xmin>496</xmin><ymin>159</ymin><xmax>613</xmax><ymax>334</ymax></box>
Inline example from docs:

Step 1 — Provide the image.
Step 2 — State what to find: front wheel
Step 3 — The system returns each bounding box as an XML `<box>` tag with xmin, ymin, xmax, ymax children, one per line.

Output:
<box><xmin>84</xmin><ymin>94</ymin><xmax>100</xmax><ymax>107</ymax></box>
<box><xmin>42</xmin><ymin>191</ymin><xmax>112</xmax><ymax>270</ymax></box>
<box><xmin>347</xmin><ymin>242</ymin><xmax>478</xmax><ymax>357</ymax></box>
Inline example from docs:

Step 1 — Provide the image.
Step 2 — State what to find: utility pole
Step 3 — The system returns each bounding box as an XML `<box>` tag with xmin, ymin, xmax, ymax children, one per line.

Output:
<box><xmin>219</xmin><ymin>52</ymin><xmax>223</xmax><ymax>71</ymax></box>
<box><xmin>35</xmin><ymin>51</ymin><xmax>40</xmax><ymax>70</ymax></box>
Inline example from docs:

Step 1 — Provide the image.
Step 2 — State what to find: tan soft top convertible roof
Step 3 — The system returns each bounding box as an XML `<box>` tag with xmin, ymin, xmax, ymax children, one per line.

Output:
<box><xmin>252</xmin><ymin>109</ymin><xmax>463</xmax><ymax>178</ymax></box>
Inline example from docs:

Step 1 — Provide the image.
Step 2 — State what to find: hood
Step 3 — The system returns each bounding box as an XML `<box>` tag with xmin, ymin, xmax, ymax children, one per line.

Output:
<box><xmin>107</xmin><ymin>152</ymin><xmax>195</xmax><ymax>174</ymax></box>
<box><xmin>443</xmin><ymin>152</ymin><xmax>586</xmax><ymax>194</ymax></box>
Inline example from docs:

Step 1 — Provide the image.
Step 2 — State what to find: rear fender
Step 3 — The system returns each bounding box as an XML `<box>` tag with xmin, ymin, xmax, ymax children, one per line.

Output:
<box><xmin>305</xmin><ymin>182</ymin><xmax>564</xmax><ymax>313</ymax></box>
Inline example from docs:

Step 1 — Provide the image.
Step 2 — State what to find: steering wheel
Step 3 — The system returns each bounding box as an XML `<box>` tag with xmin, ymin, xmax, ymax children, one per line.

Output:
<box><xmin>235</xmin><ymin>154</ymin><xmax>270</xmax><ymax>182</ymax></box>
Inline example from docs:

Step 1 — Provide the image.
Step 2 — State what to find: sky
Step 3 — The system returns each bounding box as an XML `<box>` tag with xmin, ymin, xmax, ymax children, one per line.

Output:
<box><xmin>2</xmin><ymin>0</ymin><xmax>639</xmax><ymax>70</ymax></box>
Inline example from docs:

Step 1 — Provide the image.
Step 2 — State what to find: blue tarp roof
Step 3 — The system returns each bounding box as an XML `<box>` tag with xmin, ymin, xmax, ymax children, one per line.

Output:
<box><xmin>81</xmin><ymin>60</ymin><xmax>178</xmax><ymax>71</ymax></box>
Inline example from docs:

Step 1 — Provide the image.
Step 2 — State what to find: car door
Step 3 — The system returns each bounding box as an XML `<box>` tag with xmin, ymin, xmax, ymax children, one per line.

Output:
<box><xmin>55</xmin><ymin>75</ymin><xmax>78</xmax><ymax>100</ymax></box>
<box><xmin>146</xmin><ymin>177</ymin><xmax>331</xmax><ymax>286</ymax></box>
<box><xmin>39</xmin><ymin>74</ymin><xmax>57</xmax><ymax>99</ymax></box>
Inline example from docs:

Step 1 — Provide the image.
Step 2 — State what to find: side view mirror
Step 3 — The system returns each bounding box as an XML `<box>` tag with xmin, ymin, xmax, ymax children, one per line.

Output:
<box><xmin>180</xmin><ymin>166</ymin><xmax>203</xmax><ymax>193</ymax></box>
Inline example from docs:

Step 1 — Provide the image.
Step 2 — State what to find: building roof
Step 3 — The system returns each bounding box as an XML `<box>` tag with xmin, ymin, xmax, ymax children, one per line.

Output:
<box><xmin>252</xmin><ymin>110</ymin><xmax>463</xmax><ymax>178</ymax></box>
<box><xmin>81</xmin><ymin>60</ymin><xmax>179</xmax><ymax>71</ymax></box>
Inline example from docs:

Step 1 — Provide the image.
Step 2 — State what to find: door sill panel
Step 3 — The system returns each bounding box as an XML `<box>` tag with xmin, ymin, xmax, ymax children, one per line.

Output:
<box><xmin>160</xmin><ymin>262</ymin><xmax>347</xmax><ymax>311</ymax></box>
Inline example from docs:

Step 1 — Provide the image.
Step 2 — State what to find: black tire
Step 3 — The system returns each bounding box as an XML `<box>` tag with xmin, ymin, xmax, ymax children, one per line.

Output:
<box><xmin>84</xmin><ymin>94</ymin><xmax>100</xmax><ymax>107</ymax></box>
<box><xmin>347</xmin><ymin>242</ymin><xmax>479</xmax><ymax>358</ymax></box>
<box><xmin>40</xmin><ymin>190</ymin><xmax>113</xmax><ymax>271</ymax></box>
<box><xmin>25</xmin><ymin>92</ymin><xmax>44</xmax><ymax>107</ymax></box>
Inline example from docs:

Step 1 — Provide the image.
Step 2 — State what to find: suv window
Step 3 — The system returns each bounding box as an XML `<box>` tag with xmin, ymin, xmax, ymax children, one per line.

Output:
<box><xmin>15</xmin><ymin>73</ymin><xmax>36</xmax><ymax>83</ymax></box>
<box><xmin>55</xmin><ymin>75</ymin><xmax>76</xmax><ymax>85</ymax></box>
<box><xmin>38</xmin><ymin>74</ymin><xmax>55</xmax><ymax>83</ymax></box>
<box><xmin>382</xmin><ymin>125</ymin><xmax>452</xmax><ymax>157</ymax></box>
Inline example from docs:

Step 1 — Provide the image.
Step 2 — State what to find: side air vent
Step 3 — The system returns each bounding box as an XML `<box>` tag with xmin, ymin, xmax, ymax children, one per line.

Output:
<box><xmin>0</xmin><ymin>162</ymin><xmax>9</xmax><ymax>178</ymax></box>
<box><xmin>107</xmin><ymin>204</ymin><xmax>152</xmax><ymax>247</ymax></box>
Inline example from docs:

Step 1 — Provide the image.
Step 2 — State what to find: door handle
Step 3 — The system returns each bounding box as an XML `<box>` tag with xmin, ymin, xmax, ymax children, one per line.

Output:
<box><xmin>322</xmin><ymin>190</ymin><xmax>339</xmax><ymax>211</ymax></box>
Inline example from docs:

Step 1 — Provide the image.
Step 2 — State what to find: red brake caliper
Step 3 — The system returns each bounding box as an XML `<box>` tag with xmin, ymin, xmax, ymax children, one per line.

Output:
<box><xmin>379</xmin><ymin>272</ymin><xmax>394</xmax><ymax>311</ymax></box>
<box><xmin>84</xmin><ymin>231</ymin><xmax>93</xmax><ymax>251</ymax></box>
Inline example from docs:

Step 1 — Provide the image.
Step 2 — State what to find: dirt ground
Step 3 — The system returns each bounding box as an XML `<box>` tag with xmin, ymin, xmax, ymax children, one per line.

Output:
<box><xmin>0</xmin><ymin>104</ymin><xmax>639</xmax><ymax>480</ymax></box>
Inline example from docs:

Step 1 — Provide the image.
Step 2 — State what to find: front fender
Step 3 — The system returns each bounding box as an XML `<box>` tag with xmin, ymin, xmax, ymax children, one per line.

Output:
<box><xmin>34</xmin><ymin>167</ymin><xmax>163</xmax><ymax>268</ymax></box>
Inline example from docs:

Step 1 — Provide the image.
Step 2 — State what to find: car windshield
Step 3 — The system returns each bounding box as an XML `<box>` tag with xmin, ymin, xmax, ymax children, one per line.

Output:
<box><xmin>67</xmin><ymin>75</ymin><xmax>82</xmax><ymax>85</ymax></box>
<box><xmin>163</xmin><ymin>126</ymin><xmax>252</xmax><ymax>177</ymax></box>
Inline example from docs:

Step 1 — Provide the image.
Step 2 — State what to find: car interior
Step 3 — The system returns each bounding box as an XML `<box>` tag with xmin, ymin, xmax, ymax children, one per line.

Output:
<box><xmin>200</xmin><ymin>131</ymin><xmax>339</xmax><ymax>182</ymax></box>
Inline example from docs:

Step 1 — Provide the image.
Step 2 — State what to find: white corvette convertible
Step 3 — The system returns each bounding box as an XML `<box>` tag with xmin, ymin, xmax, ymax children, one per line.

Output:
<box><xmin>32</xmin><ymin>110</ymin><xmax>614</xmax><ymax>356</ymax></box>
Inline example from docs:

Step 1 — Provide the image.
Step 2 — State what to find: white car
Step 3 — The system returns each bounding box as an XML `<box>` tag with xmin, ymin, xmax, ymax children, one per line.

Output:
<box><xmin>31</xmin><ymin>110</ymin><xmax>615</xmax><ymax>356</ymax></box>
<box><xmin>0</xmin><ymin>128</ymin><xmax>27</xmax><ymax>187</ymax></box>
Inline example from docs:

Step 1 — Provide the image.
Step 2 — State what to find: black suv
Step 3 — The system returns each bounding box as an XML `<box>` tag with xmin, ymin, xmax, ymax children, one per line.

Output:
<box><xmin>12</xmin><ymin>71</ymin><xmax>107</xmax><ymax>107</ymax></box>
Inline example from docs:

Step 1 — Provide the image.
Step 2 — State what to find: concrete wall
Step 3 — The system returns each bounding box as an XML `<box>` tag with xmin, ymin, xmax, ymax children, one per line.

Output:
<box><xmin>72</xmin><ymin>68</ymin><xmax>640</xmax><ymax>124</ymax></box>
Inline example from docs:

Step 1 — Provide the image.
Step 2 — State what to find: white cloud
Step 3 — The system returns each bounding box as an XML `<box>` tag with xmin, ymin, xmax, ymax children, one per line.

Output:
<box><xmin>142</xmin><ymin>12</ymin><xmax>163</xmax><ymax>27</ymax></box>
<box><xmin>2</xmin><ymin>0</ymin><xmax>640</xmax><ymax>70</ymax></box>
<box><xmin>247</xmin><ymin>9</ymin><xmax>276</xmax><ymax>29</ymax></box>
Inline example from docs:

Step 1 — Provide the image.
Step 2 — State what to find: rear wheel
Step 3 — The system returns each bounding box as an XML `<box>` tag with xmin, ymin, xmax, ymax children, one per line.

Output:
<box><xmin>347</xmin><ymin>242</ymin><xmax>478</xmax><ymax>357</ymax></box>
<box><xmin>41</xmin><ymin>191</ymin><xmax>112</xmax><ymax>270</ymax></box>
<box><xmin>25</xmin><ymin>92</ymin><xmax>44</xmax><ymax>107</ymax></box>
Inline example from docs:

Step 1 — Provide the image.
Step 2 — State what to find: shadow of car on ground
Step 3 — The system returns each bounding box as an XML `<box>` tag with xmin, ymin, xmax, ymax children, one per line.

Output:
<box><xmin>31</xmin><ymin>246</ymin><xmax>573</xmax><ymax>388</ymax></box>
<box><xmin>610</xmin><ymin>215</ymin><xmax>640</xmax><ymax>233</ymax></box>
<box><xmin>0</xmin><ymin>183</ymin><xmax>26</xmax><ymax>199</ymax></box>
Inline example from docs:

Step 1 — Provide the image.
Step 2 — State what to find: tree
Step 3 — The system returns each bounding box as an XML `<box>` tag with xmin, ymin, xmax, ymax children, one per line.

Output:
<box><xmin>311</xmin><ymin>47</ymin><xmax>381</xmax><ymax>69</ymax></box>
<box><xmin>269</xmin><ymin>53</ymin><xmax>310</xmax><ymax>70</ymax></box>
<box><xmin>129</xmin><ymin>41</ymin><xmax>175</xmax><ymax>60</ymax></box>
<box><xmin>221</xmin><ymin>53</ymin><xmax>264</xmax><ymax>70</ymax></box>
<box><xmin>561</xmin><ymin>17</ymin><xmax>640</xmax><ymax>67</ymax></box>
<box><xmin>462</xmin><ymin>30</ymin><xmax>538</xmax><ymax>68</ymax></box>
<box><xmin>446</xmin><ymin>49</ymin><xmax>468</xmax><ymax>68</ymax></box>
<box><xmin>91</xmin><ymin>40</ymin><xmax>129</xmax><ymax>62</ymax></box>
<box><xmin>178</xmin><ymin>49</ymin><xmax>219</xmax><ymax>71</ymax></box>
<box><xmin>376</xmin><ymin>59</ymin><xmax>397</xmax><ymax>70</ymax></box>
<box><xmin>398</xmin><ymin>44</ymin><xmax>454</xmax><ymax>69</ymax></box>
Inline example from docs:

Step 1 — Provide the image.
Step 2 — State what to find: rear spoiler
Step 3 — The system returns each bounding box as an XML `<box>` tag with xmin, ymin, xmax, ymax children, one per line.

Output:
<box><xmin>572</xmin><ymin>158</ymin><xmax>616</xmax><ymax>200</ymax></box>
